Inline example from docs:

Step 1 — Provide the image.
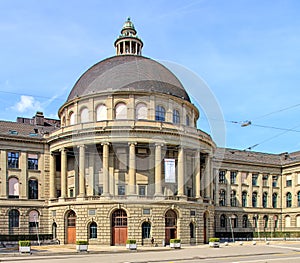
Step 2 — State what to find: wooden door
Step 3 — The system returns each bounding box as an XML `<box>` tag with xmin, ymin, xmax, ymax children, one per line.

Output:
<box><xmin>113</xmin><ymin>227</ymin><xmax>127</xmax><ymax>245</ymax></box>
<box><xmin>67</xmin><ymin>227</ymin><xmax>76</xmax><ymax>244</ymax></box>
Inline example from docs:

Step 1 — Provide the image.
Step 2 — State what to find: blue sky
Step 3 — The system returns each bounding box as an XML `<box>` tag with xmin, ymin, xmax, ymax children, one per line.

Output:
<box><xmin>1</xmin><ymin>0</ymin><xmax>300</xmax><ymax>154</ymax></box>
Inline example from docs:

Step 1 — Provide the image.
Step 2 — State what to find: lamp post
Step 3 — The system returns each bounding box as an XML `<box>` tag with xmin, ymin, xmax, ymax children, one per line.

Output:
<box><xmin>229</xmin><ymin>216</ymin><xmax>235</xmax><ymax>243</ymax></box>
<box><xmin>34</xmin><ymin>215</ymin><xmax>40</xmax><ymax>246</ymax></box>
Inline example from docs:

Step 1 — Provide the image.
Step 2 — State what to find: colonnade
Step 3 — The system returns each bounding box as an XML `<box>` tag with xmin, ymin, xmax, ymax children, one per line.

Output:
<box><xmin>49</xmin><ymin>143</ymin><xmax>213</xmax><ymax>201</ymax></box>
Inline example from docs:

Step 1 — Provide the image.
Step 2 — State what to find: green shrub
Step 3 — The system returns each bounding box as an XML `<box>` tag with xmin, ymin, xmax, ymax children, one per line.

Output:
<box><xmin>209</xmin><ymin>238</ymin><xmax>220</xmax><ymax>242</ymax></box>
<box><xmin>170</xmin><ymin>238</ymin><xmax>181</xmax><ymax>243</ymax></box>
<box><xmin>18</xmin><ymin>240</ymin><xmax>31</xmax><ymax>247</ymax></box>
<box><xmin>76</xmin><ymin>240</ymin><xmax>88</xmax><ymax>245</ymax></box>
<box><xmin>126</xmin><ymin>239</ymin><xmax>136</xmax><ymax>244</ymax></box>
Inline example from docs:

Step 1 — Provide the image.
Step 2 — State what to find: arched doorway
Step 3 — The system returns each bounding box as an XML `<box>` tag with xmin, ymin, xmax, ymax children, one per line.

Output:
<box><xmin>112</xmin><ymin>209</ymin><xmax>127</xmax><ymax>245</ymax></box>
<box><xmin>203</xmin><ymin>212</ymin><xmax>209</xmax><ymax>244</ymax></box>
<box><xmin>165</xmin><ymin>210</ymin><xmax>177</xmax><ymax>245</ymax></box>
<box><xmin>141</xmin><ymin>221</ymin><xmax>151</xmax><ymax>245</ymax></box>
<box><xmin>66</xmin><ymin>210</ymin><xmax>76</xmax><ymax>244</ymax></box>
<box><xmin>52</xmin><ymin>222</ymin><xmax>57</xmax><ymax>240</ymax></box>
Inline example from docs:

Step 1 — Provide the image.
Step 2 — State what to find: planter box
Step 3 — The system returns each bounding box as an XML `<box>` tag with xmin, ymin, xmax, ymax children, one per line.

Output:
<box><xmin>19</xmin><ymin>246</ymin><xmax>31</xmax><ymax>253</ymax></box>
<box><xmin>126</xmin><ymin>243</ymin><xmax>137</xmax><ymax>250</ymax></box>
<box><xmin>76</xmin><ymin>244</ymin><xmax>88</xmax><ymax>252</ymax></box>
<box><xmin>170</xmin><ymin>242</ymin><xmax>181</xmax><ymax>248</ymax></box>
<box><xmin>209</xmin><ymin>241</ymin><xmax>220</xmax><ymax>248</ymax></box>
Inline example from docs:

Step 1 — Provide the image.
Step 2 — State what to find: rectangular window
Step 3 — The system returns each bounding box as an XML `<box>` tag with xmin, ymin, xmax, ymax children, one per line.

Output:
<box><xmin>190</xmin><ymin>210</ymin><xmax>196</xmax><ymax>216</ymax></box>
<box><xmin>118</xmin><ymin>185</ymin><xmax>125</xmax><ymax>195</ymax></box>
<box><xmin>8</xmin><ymin>152</ymin><xmax>19</xmax><ymax>169</ymax></box>
<box><xmin>252</xmin><ymin>174</ymin><xmax>258</xmax><ymax>186</ymax></box>
<box><xmin>88</xmin><ymin>209</ymin><xmax>96</xmax><ymax>216</ymax></box>
<box><xmin>143</xmin><ymin>209</ymin><xmax>150</xmax><ymax>215</ymax></box>
<box><xmin>241</xmin><ymin>172</ymin><xmax>248</xmax><ymax>184</ymax></box>
<box><xmin>219</xmin><ymin>170</ymin><xmax>226</xmax><ymax>184</ymax></box>
<box><xmin>272</xmin><ymin>176</ymin><xmax>278</xmax><ymax>187</ymax></box>
<box><xmin>98</xmin><ymin>185</ymin><xmax>103</xmax><ymax>195</ymax></box>
<box><xmin>69</xmin><ymin>188</ymin><xmax>74</xmax><ymax>197</ymax></box>
<box><xmin>263</xmin><ymin>174</ymin><xmax>268</xmax><ymax>187</ymax></box>
<box><xmin>286</xmin><ymin>175</ymin><xmax>292</xmax><ymax>187</ymax></box>
<box><xmin>138</xmin><ymin>185</ymin><xmax>146</xmax><ymax>196</ymax></box>
<box><xmin>230</xmin><ymin>171</ymin><xmax>237</xmax><ymax>184</ymax></box>
<box><xmin>28</xmin><ymin>153</ymin><xmax>38</xmax><ymax>170</ymax></box>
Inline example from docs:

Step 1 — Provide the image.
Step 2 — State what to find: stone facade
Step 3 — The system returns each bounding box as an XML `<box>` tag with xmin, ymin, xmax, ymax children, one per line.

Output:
<box><xmin>0</xmin><ymin>18</ymin><xmax>299</xmax><ymax>246</ymax></box>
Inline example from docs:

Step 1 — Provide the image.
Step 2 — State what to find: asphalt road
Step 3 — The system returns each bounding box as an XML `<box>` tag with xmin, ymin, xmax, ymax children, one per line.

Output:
<box><xmin>1</xmin><ymin>242</ymin><xmax>300</xmax><ymax>263</ymax></box>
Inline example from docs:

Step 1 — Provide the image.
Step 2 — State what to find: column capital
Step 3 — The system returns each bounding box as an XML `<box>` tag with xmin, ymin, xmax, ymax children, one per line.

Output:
<box><xmin>128</xmin><ymin>142</ymin><xmax>137</xmax><ymax>146</ymax></box>
<box><xmin>101</xmin><ymin>142</ymin><xmax>110</xmax><ymax>146</ymax></box>
<box><xmin>155</xmin><ymin>143</ymin><xmax>164</xmax><ymax>147</ymax></box>
<box><xmin>59</xmin><ymin>147</ymin><xmax>68</xmax><ymax>153</ymax></box>
<box><xmin>77</xmin><ymin>144</ymin><xmax>86</xmax><ymax>149</ymax></box>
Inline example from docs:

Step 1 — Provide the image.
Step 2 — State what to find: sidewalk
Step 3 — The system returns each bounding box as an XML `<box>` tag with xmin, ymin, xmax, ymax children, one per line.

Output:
<box><xmin>0</xmin><ymin>241</ymin><xmax>299</xmax><ymax>261</ymax></box>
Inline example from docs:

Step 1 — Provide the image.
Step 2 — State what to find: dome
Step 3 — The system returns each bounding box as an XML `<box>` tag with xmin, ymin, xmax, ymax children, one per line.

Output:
<box><xmin>67</xmin><ymin>55</ymin><xmax>191</xmax><ymax>102</ymax></box>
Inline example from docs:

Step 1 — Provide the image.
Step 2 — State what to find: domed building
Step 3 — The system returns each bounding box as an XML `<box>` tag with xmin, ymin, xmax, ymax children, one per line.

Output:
<box><xmin>1</xmin><ymin>18</ymin><xmax>300</xmax><ymax>246</ymax></box>
<box><xmin>47</xmin><ymin>17</ymin><xmax>216</xmax><ymax>245</ymax></box>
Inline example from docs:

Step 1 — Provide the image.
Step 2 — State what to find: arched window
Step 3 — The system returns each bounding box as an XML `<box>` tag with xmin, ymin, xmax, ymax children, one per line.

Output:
<box><xmin>230</xmin><ymin>190</ymin><xmax>237</xmax><ymax>207</ymax></box>
<box><xmin>69</xmin><ymin>112</ymin><xmax>75</xmax><ymax>125</ymax></box>
<box><xmin>112</xmin><ymin>209</ymin><xmax>127</xmax><ymax>227</ymax></box>
<box><xmin>242</xmin><ymin>215</ymin><xmax>248</xmax><ymax>228</ymax></box>
<box><xmin>296</xmin><ymin>215</ymin><xmax>300</xmax><ymax>227</ymax></box>
<box><xmin>142</xmin><ymin>222</ymin><xmax>151</xmax><ymax>239</ymax></box>
<box><xmin>173</xmin><ymin>109</ymin><xmax>180</xmax><ymax>124</ymax></box>
<box><xmin>285</xmin><ymin>215</ymin><xmax>291</xmax><ymax>228</ymax></box>
<box><xmin>298</xmin><ymin>191</ymin><xmax>300</xmax><ymax>207</ymax></box>
<box><xmin>272</xmin><ymin>193</ymin><xmax>278</xmax><ymax>208</ymax></box>
<box><xmin>231</xmin><ymin>214</ymin><xmax>238</xmax><ymax>228</ymax></box>
<box><xmin>186</xmin><ymin>115</ymin><xmax>190</xmax><ymax>126</ymax></box>
<box><xmin>219</xmin><ymin>189</ymin><xmax>226</xmax><ymax>206</ymax></box>
<box><xmin>136</xmin><ymin>103</ymin><xmax>148</xmax><ymax>120</ymax></box>
<box><xmin>220</xmin><ymin>214</ymin><xmax>226</xmax><ymax>228</ymax></box>
<box><xmin>28</xmin><ymin>179</ymin><xmax>38</xmax><ymax>199</ymax></box>
<box><xmin>9</xmin><ymin>209</ymin><xmax>19</xmax><ymax>228</ymax></box>
<box><xmin>165</xmin><ymin>210</ymin><xmax>177</xmax><ymax>227</ymax></box>
<box><xmin>89</xmin><ymin>222</ymin><xmax>97</xmax><ymax>239</ymax></box>
<box><xmin>274</xmin><ymin>215</ymin><xmax>278</xmax><ymax>228</ymax></box>
<box><xmin>263</xmin><ymin>215</ymin><xmax>268</xmax><ymax>229</ymax></box>
<box><xmin>155</xmin><ymin>105</ymin><xmax>165</xmax><ymax>121</ymax></box>
<box><xmin>262</xmin><ymin>192</ymin><xmax>268</xmax><ymax>208</ymax></box>
<box><xmin>62</xmin><ymin>116</ymin><xmax>66</xmax><ymax>127</ymax></box>
<box><xmin>52</xmin><ymin>222</ymin><xmax>57</xmax><ymax>239</ymax></box>
<box><xmin>253</xmin><ymin>216</ymin><xmax>258</xmax><ymax>228</ymax></box>
<box><xmin>252</xmin><ymin>192</ymin><xmax>258</xmax><ymax>208</ymax></box>
<box><xmin>8</xmin><ymin>177</ymin><xmax>19</xmax><ymax>199</ymax></box>
<box><xmin>80</xmin><ymin>108</ymin><xmax>89</xmax><ymax>123</ymax></box>
<box><xmin>29</xmin><ymin>210</ymin><xmax>39</xmax><ymax>233</ymax></box>
<box><xmin>96</xmin><ymin>105</ymin><xmax>107</xmax><ymax>121</ymax></box>
<box><xmin>115</xmin><ymin>103</ymin><xmax>127</xmax><ymax>119</ymax></box>
<box><xmin>189</xmin><ymin>222</ymin><xmax>195</xmax><ymax>238</ymax></box>
<box><xmin>286</xmin><ymin>192</ymin><xmax>292</xmax><ymax>208</ymax></box>
<box><xmin>242</xmin><ymin>191</ymin><xmax>247</xmax><ymax>207</ymax></box>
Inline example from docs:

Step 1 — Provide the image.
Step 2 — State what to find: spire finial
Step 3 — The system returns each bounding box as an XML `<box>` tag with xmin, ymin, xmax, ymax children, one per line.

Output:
<box><xmin>114</xmin><ymin>17</ymin><xmax>143</xmax><ymax>56</ymax></box>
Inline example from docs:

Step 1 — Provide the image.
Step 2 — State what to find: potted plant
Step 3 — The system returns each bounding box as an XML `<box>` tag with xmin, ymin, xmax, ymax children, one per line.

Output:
<box><xmin>19</xmin><ymin>240</ymin><xmax>31</xmax><ymax>253</ymax></box>
<box><xmin>126</xmin><ymin>239</ymin><xmax>137</xmax><ymax>250</ymax></box>
<box><xmin>209</xmin><ymin>237</ymin><xmax>220</xmax><ymax>248</ymax></box>
<box><xmin>76</xmin><ymin>240</ymin><xmax>88</xmax><ymax>252</ymax></box>
<box><xmin>170</xmin><ymin>238</ymin><xmax>181</xmax><ymax>248</ymax></box>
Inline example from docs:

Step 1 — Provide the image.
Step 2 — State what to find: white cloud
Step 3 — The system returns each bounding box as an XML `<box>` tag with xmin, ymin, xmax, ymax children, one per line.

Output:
<box><xmin>14</xmin><ymin>95</ymin><xmax>42</xmax><ymax>113</ymax></box>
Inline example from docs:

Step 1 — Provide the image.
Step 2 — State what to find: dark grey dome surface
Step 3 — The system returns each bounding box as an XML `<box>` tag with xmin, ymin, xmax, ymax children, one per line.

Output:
<box><xmin>67</xmin><ymin>55</ymin><xmax>190</xmax><ymax>102</ymax></box>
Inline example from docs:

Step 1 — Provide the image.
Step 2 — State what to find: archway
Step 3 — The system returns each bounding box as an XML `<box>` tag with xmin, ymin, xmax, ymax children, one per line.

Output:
<box><xmin>112</xmin><ymin>209</ymin><xmax>127</xmax><ymax>245</ymax></box>
<box><xmin>165</xmin><ymin>209</ymin><xmax>177</xmax><ymax>245</ymax></box>
<box><xmin>66</xmin><ymin>210</ymin><xmax>76</xmax><ymax>244</ymax></box>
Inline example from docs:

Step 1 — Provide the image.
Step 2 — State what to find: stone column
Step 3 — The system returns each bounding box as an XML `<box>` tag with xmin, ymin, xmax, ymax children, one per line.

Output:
<box><xmin>60</xmin><ymin>148</ymin><xmax>67</xmax><ymax>198</ymax></box>
<box><xmin>50</xmin><ymin>152</ymin><xmax>56</xmax><ymax>199</ymax></box>
<box><xmin>128</xmin><ymin>142</ymin><xmax>137</xmax><ymax>196</ymax></box>
<box><xmin>225</xmin><ymin>170</ymin><xmax>231</xmax><ymax>206</ymax></box>
<box><xmin>248</xmin><ymin>173</ymin><xmax>253</xmax><ymax>207</ymax></box>
<box><xmin>102</xmin><ymin>143</ymin><xmax>110</xmax><ymax>196</ymax></box>
<box><xmin>215</xmin><ymin>168</ymin><xmax>219</xmax><ymax>204</ymax></box>
<box><xmin>195</xmin><ymin>150</ymin><xmax>201</xmax><ymax>198</ymax></box>
<box><xmin>206</xmin><ymin>155</ymin><xmax>212</xmax><ymax>199</ymax></box>
<box><xmin>0</xmin><ymin>150</ymin><xmax>7</xmax><ymax>198</ymax></box>
<box><xmin>78</xmin><ymin>145</ymin><xmax>86</xmax><ymax>197</ymax></box>
<box><xmin>177</xmin><ymin>147</ymin><xmax>185</xmax><ymax>196</ymax></box>
<box><xmin>154</xmin><ymin>144</ymin><xmax>163</xmax><ymax>197</ymax></box>
<box><xmin>268</xmin><ymin>174</ymin><xmax>273</xmax><ymax>207</ymax></box>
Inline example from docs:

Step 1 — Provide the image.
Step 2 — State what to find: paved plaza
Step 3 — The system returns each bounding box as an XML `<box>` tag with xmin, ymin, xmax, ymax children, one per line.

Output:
<box><xmin>1</xmin><ymin>241</ymin><xmax>300</xmax><ymax>262</ymax></box>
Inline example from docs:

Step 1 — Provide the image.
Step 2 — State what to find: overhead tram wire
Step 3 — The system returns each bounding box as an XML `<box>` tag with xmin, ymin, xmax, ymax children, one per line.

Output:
<box><xmin>0</xmin><ymin>90</ymin><xmax>66</xmax><ymax>101</ymax></box>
